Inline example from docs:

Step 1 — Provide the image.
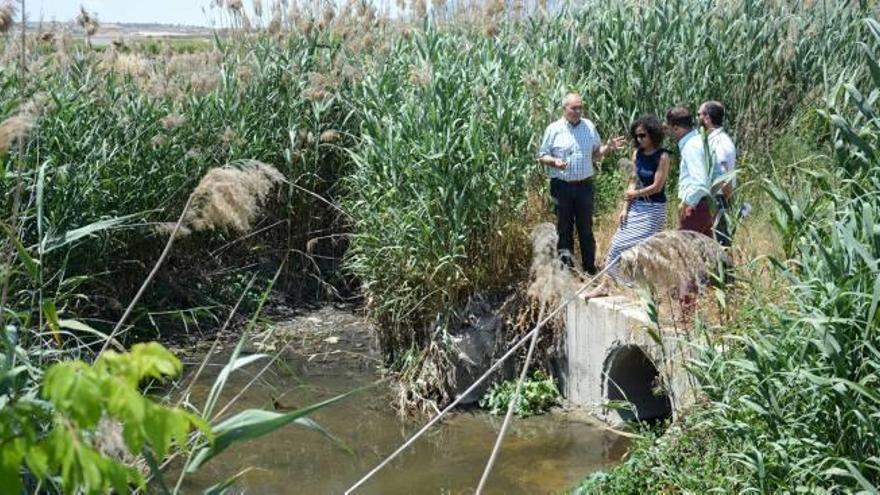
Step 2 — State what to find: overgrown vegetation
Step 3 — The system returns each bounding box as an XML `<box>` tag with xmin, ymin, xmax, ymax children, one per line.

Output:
<box><xmin>343</xmin><ymin>0</ymin><xmax>864</xmax><ymax>366</ymax></box>
<box><xmin>579</xmin><ymin>17</ymin><xmax>880</xmax><ymax>493</ymax></box>
<box><xmin>479</xmin><ymin>369</ymin><xmax>559</xmax><ymax>417</ymax></box>
<box><xmin>0</xmin><ymin>342</ymin><xmax>209</xmax><ymax>494</ymax></box>
<box><xmin>1</xmin><ymin>0</ymin><xmax>878</xmax><ymax>491</ymax></box>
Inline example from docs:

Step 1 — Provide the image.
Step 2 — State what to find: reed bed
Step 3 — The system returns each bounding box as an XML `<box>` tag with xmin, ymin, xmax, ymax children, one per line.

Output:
<box><xmin>0</xmin><ymin>0</ymin><xmax>868</xmax><ymax>375</ymax></box>
<box><xmin>581</xmin><ymin>16</ymin><xmax>880</xmax><ymax>493</ymax></box>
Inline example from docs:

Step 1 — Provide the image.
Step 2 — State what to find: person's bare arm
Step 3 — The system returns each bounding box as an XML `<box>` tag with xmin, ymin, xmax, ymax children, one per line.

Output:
<box><xmin>626</xmin><ymin>152</ymin><xmax>670</xmax><ymax>200</ymax></box>
<box><xmin>619</xmin><ymin>150</ymin><xmax>637</xmax><ymax>225</ymax></box>
<box><xmin>537</xmin><ymin>154</ymin><xmax>566</xmax><ymax>169</ymax></box>
<box><xmin>593</xmin><ymin>135</ymin><xmax>627</xmax><ymax>162</ymax></box>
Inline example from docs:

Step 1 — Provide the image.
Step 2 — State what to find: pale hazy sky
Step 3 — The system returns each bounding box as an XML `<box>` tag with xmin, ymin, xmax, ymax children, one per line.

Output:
<box><xmin>28</xmin><ymin>0</ymin><xmax>215</xmax><ymax>26</ymax></box>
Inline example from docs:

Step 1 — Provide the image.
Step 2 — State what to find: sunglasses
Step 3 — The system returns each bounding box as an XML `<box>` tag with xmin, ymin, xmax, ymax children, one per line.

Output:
<box><xmin>635</xmin><ymin>133</ymin><xmax>648</xmax><ymax>139</ymax></box>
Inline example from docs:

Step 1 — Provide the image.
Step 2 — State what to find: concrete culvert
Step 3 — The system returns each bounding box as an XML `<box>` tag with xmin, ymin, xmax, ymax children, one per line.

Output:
<box><xmin>603</xmin><ymin>344</ymin><xmax>672</xmax><ymax>422</ymax></box>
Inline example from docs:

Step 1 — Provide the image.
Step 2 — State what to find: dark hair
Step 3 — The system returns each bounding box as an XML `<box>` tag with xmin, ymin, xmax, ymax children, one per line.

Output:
<box><xmin>665</xmin><ymin>106</ymin><xmax>693</xmax><ymax>129</ymax></box>
<box><xmin>630</xmin><ymin>114</ymin><xmax>664</xmax><ymax>148</ymax></box>
<box><xmin>701</xmin><ymin>100</ymin><xmax>725</xmax><ymax>126</ymax></box>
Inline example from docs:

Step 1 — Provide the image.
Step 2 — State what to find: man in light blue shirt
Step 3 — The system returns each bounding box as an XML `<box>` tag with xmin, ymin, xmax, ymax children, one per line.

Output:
<box><xmin>665</xmin><ymin>106</ymin><xmax>714</xmax><ymax>237</ymax></box>
<box><xmin>537</xmin><ymin>93</ymin><xmax>625</xmax><ymax>274</ymax></box>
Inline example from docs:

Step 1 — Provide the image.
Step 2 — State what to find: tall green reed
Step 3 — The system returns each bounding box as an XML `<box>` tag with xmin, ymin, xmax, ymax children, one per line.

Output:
<box><xmin>344</xmin><ymin>0</ymin><xmax>865</xmax><ymax>360</ymax></box>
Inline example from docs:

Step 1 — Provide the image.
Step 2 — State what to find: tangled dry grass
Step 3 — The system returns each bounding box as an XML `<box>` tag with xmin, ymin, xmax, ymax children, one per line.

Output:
<box><xmin>527</xmin><ymin>223</ymin><xmax>577</xmax><ymax>306</ymax></box>
<box><xmin>618</xmin><ymin>230</ymin><xmax>729</xmax><ymax>291</ymax></box>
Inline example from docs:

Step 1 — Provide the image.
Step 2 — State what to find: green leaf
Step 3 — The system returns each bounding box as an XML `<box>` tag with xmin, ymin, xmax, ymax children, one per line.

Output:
<box><xmin>842</xmin><ymin>459</ymin><xmax>878</xmax><ymax>494</ymax></box>
<box><xmin>859</xmin><ymin>43</ymin><xmax>880</xmax><ymax>98</ymax></box>
<box><xmin>43</xmin><ymin>362</ymin><xmax>103</xmax><ymax>428</ymax></box>
<box><xmin>201</xmin><ymin>467</ymin><xmax>257</xmax><ymax>495</ymax></box>
<box><xmin>58</xmin><ymin>319</ymin><xmax>114</xmax><ymax>342</ymax></box>
<box><xmin>202</xmin><ymin>343</ymin><xmax>267</xmax><ymax>419</ymax></box>
<box><xmin>130</xmin><ymin>342</ymin><xmax>182</xmax><ymax>379</ymax></box>
<box><xmin>39</xmin><ymin>213</ymin><xmax>144</xmax><ymax>255</ymax></box>
<box><xmin>866</xmin><ymin>18</ymin><xmax>880</xmax><ymax>46</ymax></box>
<box><xmin>0</xmin><ymin>220</ymin><xmax>40</xmax><ymax>282</ymax></box>
<box><xmin>0</xmin><ymin>438</ymin><xmax>25</xmax><ymax>495</ymax></box>
<box><xmin>42</xmin><ymin>300</ymin><xmax>62</xmax><ymax>346</ymax></box>
<box><xmin>187</xmin><ymin>384</ymin><xmax>367</xmax><ymax>472</ymax></box>
<box><xmin>24</xmin><ymin>444</ymin><xmax>49</xmax><ymax>479</ymax></box>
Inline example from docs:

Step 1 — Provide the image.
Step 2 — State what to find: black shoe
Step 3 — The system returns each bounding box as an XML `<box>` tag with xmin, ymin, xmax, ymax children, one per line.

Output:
<box><xmin>559</xmin><ymin>250</ymin><xmax>575</xmax><ymax>268</ymax></box>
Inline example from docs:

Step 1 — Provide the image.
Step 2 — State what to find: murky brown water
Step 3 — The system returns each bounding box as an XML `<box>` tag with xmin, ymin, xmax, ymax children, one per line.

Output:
<box><xmin>176</xmin><ymin>309</ymin><xmax>627</xmax><ymax>494</ymax></box>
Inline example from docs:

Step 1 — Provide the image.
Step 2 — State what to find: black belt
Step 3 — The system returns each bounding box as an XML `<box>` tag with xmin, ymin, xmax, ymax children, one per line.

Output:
<box><xmin>553</xmin><ymin>176</ymin><xmax>593</xmax><ymax>185</ymax></box>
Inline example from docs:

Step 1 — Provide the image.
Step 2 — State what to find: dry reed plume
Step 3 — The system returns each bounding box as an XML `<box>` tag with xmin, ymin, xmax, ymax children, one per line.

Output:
<box><xmin>102</xmin><ymin>52</ymin><xmax>149</xmax><ymax>78</ymax></box>
<box><xmin>0</xmin><ymin>115</ymin><xmax>33</xmax><ymax>156</ymax></box>
<box><xmin>76</xmin><ymin>6</ymin><xmax>99</xmax><ymax>37</ymax></box>
<box><xmin>527</xmin><ymin>223</ymin><xmax>577</xmax><ymax>306</ymax></box>
<box><xmin>157</xmin><ymin>160</ymin><xmax>284</xmax><ymax>237</ymax></box>
<box><xmin>319</xmin><ymin>129</ymin><xmax>340</xmax><ymax>143</ymax></box>
<box><xmin>618</xmin><ymin>230</ymin><xmax>729</xmax><ymax>290</ymax></box>
<box><xmin>159</xmin><ymin>114</ymin><xmax>186</xmax><ymax>130</ymax></box>
<box><xmin>0</xmin><ymin>93</ymin><xmax>49</xmax><ymax>156</ymax></box>
<box><xmin>0</xmin><ymin>1</ymin><xmax>15</xmax><ymax>33</ymax></box>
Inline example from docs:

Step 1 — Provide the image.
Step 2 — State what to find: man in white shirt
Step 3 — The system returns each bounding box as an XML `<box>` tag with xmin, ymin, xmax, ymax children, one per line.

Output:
<box><xmin>537</xmin><ymin>93</ymin><xmax>625</xmax><ymax>274</ymax></box>
<box><xmin>699</xmin><ymin>100</ymin><xmax>737</xmax><ymax>247</ymax></box>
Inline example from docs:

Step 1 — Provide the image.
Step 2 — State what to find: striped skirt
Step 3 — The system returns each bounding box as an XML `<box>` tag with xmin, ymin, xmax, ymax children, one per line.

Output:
<box><xmin>604</xmin><ymin>200</ymin><xmax>667</xmax><ymax>281</ymax></box>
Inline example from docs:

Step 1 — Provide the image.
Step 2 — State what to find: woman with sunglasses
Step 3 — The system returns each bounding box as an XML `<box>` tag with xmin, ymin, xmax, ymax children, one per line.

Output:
<box><xmin>584</xmin><ymin>114</ymin><xmax>670</xmax><ymax>298</ymax></box>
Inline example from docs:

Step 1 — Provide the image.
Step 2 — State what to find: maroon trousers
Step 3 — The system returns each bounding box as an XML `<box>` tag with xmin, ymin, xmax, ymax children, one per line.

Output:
<box><xmin>678</xmin><ymin>197</ymin><xmax>712</xmax><ymax>237</ymax></box>
<box><xmin>677</xmin><ymin>197</ymin><xmax>713</xmax><ymax>317</ymax></box>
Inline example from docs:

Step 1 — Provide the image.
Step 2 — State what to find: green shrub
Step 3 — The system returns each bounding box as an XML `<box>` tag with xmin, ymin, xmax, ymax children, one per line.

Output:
<box><xmin>479</xmin><ymin>370</ymin><xmax>560</xmax><ymax>417</ymax></box>
<box><xmin>0</xmin><ymin>342</ymin><xmax>209</xmax><ymax>494</ymax></box>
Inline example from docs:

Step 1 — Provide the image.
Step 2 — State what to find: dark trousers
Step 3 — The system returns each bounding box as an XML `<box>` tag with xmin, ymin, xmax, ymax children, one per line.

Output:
<box><xmin>713</xmin><ymin>195</ymin><xmax>732</xmax><ymax>247</ymax></box>
<box><xmin>678</xmin><ymin>197</ymin><xmax>712</xmax><ymax>237</ymax></box>
<box><xmin>550</xmin><ymin>178</ymin><xmax>596</xmax><ymax>274</ymax></box>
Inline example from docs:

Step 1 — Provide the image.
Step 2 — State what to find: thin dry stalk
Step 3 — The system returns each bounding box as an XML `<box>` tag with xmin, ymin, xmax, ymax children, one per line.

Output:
<box><xmin>98</xmin><ymin>194</ymin><xmax>194</xmax><ymax>357</ymax></box>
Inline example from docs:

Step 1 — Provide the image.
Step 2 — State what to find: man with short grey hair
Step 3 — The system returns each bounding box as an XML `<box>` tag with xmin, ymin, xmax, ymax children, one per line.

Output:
<box><xmin>699</xmin><ymin>100</ymin><xmax>737</xmax><ymax>247</ymax></box>
<box><xmin>537</xmin><ymin>93</ymin><xmax>625</xmax><ymax>274</ymax></box>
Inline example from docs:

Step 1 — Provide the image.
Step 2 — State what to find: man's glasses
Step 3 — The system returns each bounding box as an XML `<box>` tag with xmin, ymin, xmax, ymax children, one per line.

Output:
<box><xmin>635</xmin><ymin>133</ymin><xmax>648</xmax><ymax>139</ymax></box>
<box><xmin>567</xmin><ymin>105</ymin><xmax>583</xmax><ymax>111</ymax></box>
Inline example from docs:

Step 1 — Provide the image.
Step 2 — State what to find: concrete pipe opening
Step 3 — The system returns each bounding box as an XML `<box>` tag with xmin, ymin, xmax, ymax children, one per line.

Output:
<box><xmin>603</xmin><ymin>345</ymin><xmax>672</xmax><ymax>422</ymax></box>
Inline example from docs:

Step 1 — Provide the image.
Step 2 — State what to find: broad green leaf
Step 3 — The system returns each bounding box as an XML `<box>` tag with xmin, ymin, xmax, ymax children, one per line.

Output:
<box><xmin>0</xmin><ymin>220</ymin><xmax>39</xmax><ymax>282</ymax></box>
<box><xmin>0</xmin><ymin>438</ymin><xmax>25</xmax><ymax>495</ymax></box>
<box><xmin>39</xmin><ymin>213</ymin><xmax>144</xmax><ymax>255</ymax></box>
<box><xmin>42</xmin><ymin>300</ymin><xmax>62</xmax><ymax>346</ymax></box>
<box><xmin>842</xmin><ymin>459</ymin><xmax>878</xmax><ymax>494</ymax></box>
<box><xmin>201</xmin><ymin>467</ymin><xmax>257</xmax><ymax>495</ymax></box>
<box><xmin>59</xmin><ymin>319</ymin><xmax>113</xmax><ymax>342</ymax></box>
<box><xmin>43</xmin><ymin>363</ymin><xmax>102</xmax><ymax>428</ymax></box>
<box><xmin>868</xmin><ymin>273</ymin><xmax>880</xmax><ymax>328</ymax></box>
<box><xmin>187</xmin><ymin>384</ymin><xmax>367</xmax><ymax>472</ymax></box>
